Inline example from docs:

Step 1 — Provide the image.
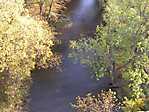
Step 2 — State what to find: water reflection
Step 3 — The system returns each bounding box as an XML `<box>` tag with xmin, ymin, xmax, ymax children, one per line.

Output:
<box><xmin>81</xmin><ymin>0</ymin><xmax>95</xmax><ymax>7</ymax></box>
<box><xmin>71</xmin><ymin>0</ymin><xmax>97</xmax><ymax>23</ymax></box>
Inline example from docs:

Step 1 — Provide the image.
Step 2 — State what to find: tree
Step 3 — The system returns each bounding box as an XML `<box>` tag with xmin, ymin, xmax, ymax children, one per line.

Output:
<box><xmin>0</xmin><ymin>0</ymin><xmax>59</xmax><ymax>111</ymax></box>
<box><xmin>70</xmin><ymin>0</ymin><xmax>149</xmax><ymax>110</ymax></box>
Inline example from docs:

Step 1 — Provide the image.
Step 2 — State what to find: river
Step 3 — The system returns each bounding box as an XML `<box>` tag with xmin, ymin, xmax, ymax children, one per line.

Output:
<box><xmin>28</xmin><ymin>0</ymin><xmax>109</xmax><ymax>112</ymax></box>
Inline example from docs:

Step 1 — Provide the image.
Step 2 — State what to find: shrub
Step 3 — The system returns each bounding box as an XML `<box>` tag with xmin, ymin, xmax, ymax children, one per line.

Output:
<box><xmin>73</xmin><ymin>90</ymin><xmax>120</xmax><ymax>112</ymax></box>
<box><xmin>123</xmin><ymin>98</ymin><xmax>144</xmax><ymax>112</ymax></box>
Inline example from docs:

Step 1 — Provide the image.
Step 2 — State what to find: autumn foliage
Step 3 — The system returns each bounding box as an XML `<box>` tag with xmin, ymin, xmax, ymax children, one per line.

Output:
<box><xmin>73</xmin><ymin>90</ymin><xmax>120</xmax><ymax>112</ymax></box>
<box><xmin>0</xmin><ymin>0</ymin><xmax>60</xmax><ymax>111</ymax></box>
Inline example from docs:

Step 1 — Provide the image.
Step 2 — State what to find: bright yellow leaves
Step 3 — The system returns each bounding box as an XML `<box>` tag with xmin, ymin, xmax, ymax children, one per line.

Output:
<box><xmin>0</xmin><ymin>0</ymin><xmax>55</xmax><ymax>76</ymax></box>
<box><xmin>0</xmin><ymin>1</ymin><xmax>60</xmax><ymax>111</ymax></box>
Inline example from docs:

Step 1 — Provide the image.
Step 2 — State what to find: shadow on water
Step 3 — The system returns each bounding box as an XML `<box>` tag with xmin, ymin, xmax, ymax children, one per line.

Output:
<box><xmin>28</xmin><ymin>0</ymin><xmax>109</xmax><ymax>112</ymax></box>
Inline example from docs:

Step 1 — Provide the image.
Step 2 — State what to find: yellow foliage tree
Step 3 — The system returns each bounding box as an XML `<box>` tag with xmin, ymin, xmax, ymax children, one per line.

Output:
<box><xmin>0</xmin><ymin>0</ymin><xmax>59</xmax><ymax>111</ymax></box>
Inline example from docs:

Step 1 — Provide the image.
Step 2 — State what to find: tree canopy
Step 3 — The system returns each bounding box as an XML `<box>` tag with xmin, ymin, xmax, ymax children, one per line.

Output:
<box><xmin>0</xmin><ymin>0</ymin><xmax>56</xmax><ymax>76</ymax></box>
<box><xmin>70</xmin><ymin>0</ymin><xmax>149</xmax><ymax>110</ymax></box>
<box><xmin>0</xmin><ymin>0</ymin><xmax>59</xmax><ymax>111</ymax></box>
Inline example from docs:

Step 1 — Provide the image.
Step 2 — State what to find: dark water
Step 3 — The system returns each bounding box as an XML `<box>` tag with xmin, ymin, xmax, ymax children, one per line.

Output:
<box><xmin>28</xmin><ymin>0</ymin><xmax>109</xmax><ymax>112</ymax></box>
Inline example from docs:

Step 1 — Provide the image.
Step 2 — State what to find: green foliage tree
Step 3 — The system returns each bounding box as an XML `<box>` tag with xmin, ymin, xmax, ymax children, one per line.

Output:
<box><xmin>70</xmin><ymin>0</ymin><xmax>149</xmax><ymax>110</ymax></box>
<box><xmin>0</xmin><ymin>0</ymin><xmax>59</xmax><ymax>111</ymax></box>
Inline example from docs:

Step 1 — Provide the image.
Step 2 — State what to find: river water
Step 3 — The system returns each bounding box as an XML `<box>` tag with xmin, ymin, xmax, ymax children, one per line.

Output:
<box><xmin>28</xmin><ymin>0</ymin><xmax>109</xmax><ymax>112</ymax></box>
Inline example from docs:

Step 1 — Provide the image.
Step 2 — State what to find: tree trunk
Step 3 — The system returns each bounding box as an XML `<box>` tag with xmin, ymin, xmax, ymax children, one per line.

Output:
<box><xmin>40</xmin><ymin>0</ymin><xmax>45</xmax><ymax>16</ymax></box>
<box><xmin>49</xmin><ymin>0</ymin><xmax>54</xmax><ymax>14</ymax></box>
<box><xmin>48</xmin><ymin>0</ymin><xmax>54</xmax><ymax>19</ymax></box>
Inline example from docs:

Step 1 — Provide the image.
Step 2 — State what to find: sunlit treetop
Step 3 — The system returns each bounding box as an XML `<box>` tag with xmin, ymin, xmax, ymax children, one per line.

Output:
<box><xmin>0</xmin><ymin>0</ymin><xmax>56</xmax><ymax>77</ymax></box>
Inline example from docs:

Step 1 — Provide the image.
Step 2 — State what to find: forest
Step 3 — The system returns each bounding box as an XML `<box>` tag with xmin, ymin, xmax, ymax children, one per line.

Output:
<box><xmin>0</xmin><ymin>0</ymin><xmax>149</xmax><ymax>112</ymax></box>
